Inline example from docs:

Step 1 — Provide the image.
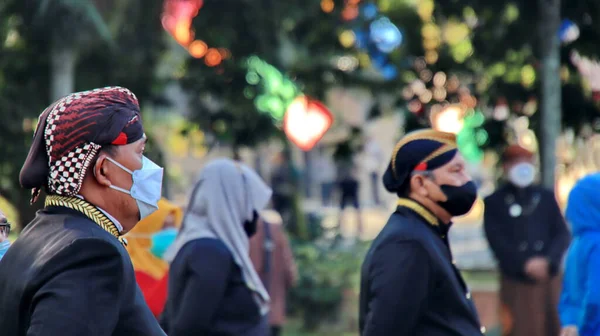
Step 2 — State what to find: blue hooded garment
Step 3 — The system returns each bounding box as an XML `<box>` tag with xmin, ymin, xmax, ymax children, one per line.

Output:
<box><xmin>560</xmin><ymin>173</ymin><xmax>600</xmax><ymax>335</ymax></box>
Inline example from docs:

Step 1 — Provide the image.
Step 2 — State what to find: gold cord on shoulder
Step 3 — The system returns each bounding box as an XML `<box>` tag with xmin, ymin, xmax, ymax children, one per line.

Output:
<box><xmin>45</xmin><ymin>195</ymin><xmax>127</xmax><ymax>246</ymax></box>
<box><xmin>397</xmin><ymin>198</ymin><xmax>439</xmax><ymax>227</ymax></box>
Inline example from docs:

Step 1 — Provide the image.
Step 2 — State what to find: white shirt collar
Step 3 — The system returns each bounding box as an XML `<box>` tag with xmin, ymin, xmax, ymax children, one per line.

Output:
<box><xmin>75</xmin><ymin>195</ymin><xmax>124</xmax><ymax>233</ymax></box>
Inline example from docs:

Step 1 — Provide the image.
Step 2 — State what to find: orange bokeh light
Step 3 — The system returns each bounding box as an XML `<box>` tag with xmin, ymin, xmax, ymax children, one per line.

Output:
<box><xmin>174</xmin><ymin>19</ymin><xmax>193</xmax><ymax>46</ymax></box>
<box><xmin>218</xmin><ymin>48</ymin><xmax>231</xmax><ymax>59</ymax></box>
<box><xmin>321</xmin><ymin>0</ymin><xmax>334</xmax><ymax>13</ymax></box>
<box><xmin>189</xmin><ymin>40</ymin><xmax>208</xmax><ymax>58</ymax></box>
<box><xmin>347</xmin><ymin>0</ymin><xmax>361</xmax><ymax>5</ymax></box>
<box><xmin>341</xmin><ymin>5</ymin><xmax>359</xmax><ymax>21</ymax></box>
<box><xmin>205</xmin><ymin>48</ymin><xmax>223</xmax><ymax>67</ymax></box>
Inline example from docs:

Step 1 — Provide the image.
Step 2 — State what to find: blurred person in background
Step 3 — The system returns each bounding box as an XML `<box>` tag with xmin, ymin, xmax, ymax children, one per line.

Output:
<box><xmin>126</xmin><ymin>198</ymin><xmax>182</xmax><ymax>318</ymax></box>
<box><xmin>484</xmin><ymin>144</ymin><xmax>570</xmax><ymax>336</ymax></box>
<box><xmin>559</xmin><ymin>173</ymin><xmax>600</xmax><ymax>336</ymax></box>
<box><xmin>0</xmin><ymin>209</ymin><xmax>10</xmax><ymax>261</ymax></box>
<box><xmin>270</xmin><ymin>150</ymin><xmax>298</xmax><ymax>226</ymax></box>
<box><xmin>0</xmin><ymin>87</ymin><xmax>166</xmax><ymax>335</ymax></box>
<box><xmin>363</xmin><ymin>136</ymin><xmax>384</xmax><ymax>207</ymax></box>
<box><xmin>161</xmin><ymin>158</ymin><xmax>272</xmax><ymax>336</ymax></box>
<box><xmin>250</xmin><ymin>210</ymin><xmax>298</xmax><ymax>336</ymax></box>
<box><xmin>313</xmin><ymin>146</ymin><xmax>336</xmax><ymax>207</ymax></box>
<box><xmin>359</xmin><ymin>129</ymin><xmax>484</xmax><ymax>335</ymax></box>
<box><xmin>336</xmin><ymin>154</ymin><xmax>363</xmax><ymax>235</ymax></box>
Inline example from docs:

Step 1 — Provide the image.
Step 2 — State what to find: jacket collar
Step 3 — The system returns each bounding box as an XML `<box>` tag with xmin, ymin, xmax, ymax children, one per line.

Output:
<box><xmin>396</xmin><ymin>197</ymin><xmax>451</xmax><ymax>237</ymax></box>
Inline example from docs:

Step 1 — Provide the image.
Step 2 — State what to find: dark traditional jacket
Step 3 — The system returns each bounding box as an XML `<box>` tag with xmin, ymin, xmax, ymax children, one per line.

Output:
<box><xmin>359</xmin><ymin>198</ymin><xmax>485</xmax><ymax>336</ymax></box>
<box><xmin>0</xmin><ymin>206</ymin><xmax>166</xmax><ymax>336</ymax></box>
<box><xmin>484</xmin><ymin>183</ymin><xmax>571</xmax><ymax>282</ymax></box>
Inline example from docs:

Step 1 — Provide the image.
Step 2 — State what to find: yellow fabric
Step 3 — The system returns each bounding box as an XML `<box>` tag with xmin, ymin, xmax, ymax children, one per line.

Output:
<box><xmin>125</xmin><ymin>198</ymin><xmax>183</xmax><ymax>279</ymax></box>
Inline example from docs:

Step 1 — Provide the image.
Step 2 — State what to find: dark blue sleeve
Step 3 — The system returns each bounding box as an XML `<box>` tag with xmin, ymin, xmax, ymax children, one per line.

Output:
<box><xmin>169</xmin><ymin>240</ymin><xmax>233</xmax><ymax>336</ymax></box>
<box><xmin>27</xmin><ymin>238</ymin><xmax>124</xmax><ymax>336</ymax></box>
<box><xmin>362</xmin><ymin>240</ymin><xmax>431</xmax><ymax>336</ymax></box>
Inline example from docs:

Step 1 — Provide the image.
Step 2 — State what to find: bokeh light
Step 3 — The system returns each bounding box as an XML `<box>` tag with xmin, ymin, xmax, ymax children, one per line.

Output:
<box><xmin>174</xmin><ymin>19</ymin><xmax>193</xmax><ymax>45</ymax></box>
<box><xmin>205</xmin><ymin>48</ymin><xmax>222</xmax><ymax>67</ymax></box>
<box><xmin>188</xmin><ymin>40</ymin><xmax>208</xmax><ymax>58</ymax></box>
<box><xmin>431</xmin><ymin>105</ymin><xmax>464</xmax><ymax>134</ymax></box>
<box><xmin>321</xmin><ymin>0</ymin><xmax>334</xmax><ymax>13</ymax></box>
<box><xmin>339</xmin><ymin>30</ymin><xmax>356</xmax><ymax>48</ymax></box>
<box><xmin>369</xmin><ymin>17</ymin><xmax>403</xmax><ymax>53</ymax></box>
<box><xmin>218</xmin><ymin>48</ymin><xmax>231</xmax><ymax>59</ymax></box>
<box><xmin>342</xmin><ymin>5</ymin><xmax>360</xmax><ymax>21</ymax></box>
<box><xmin>433</xmin><ymin>72</ymin><xmax>447</xmax><ymax>87</ymax></box>
<box><xmin>521</xmin><ymin>64</ymin><xmax>536</xmax><ymax>87</ymax></box>
<box><xmin>417</xmin><ymin>0</ymin><xmax>434</xmax><ymax>21</ymax></box>
<box><xmin>425</xmin><ymin>50</ymin><xmax>438</xmax><ymax>64</ymax></box>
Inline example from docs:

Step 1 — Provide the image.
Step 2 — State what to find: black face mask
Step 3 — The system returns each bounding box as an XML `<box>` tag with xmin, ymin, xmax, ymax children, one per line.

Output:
<box><xmin>437</xmin><ymin>181</ymin><xmax>478</xmax><ymax>217</ymax></box>
<box><xmin>243</xmin><ymin>210</ymin><xmax>259</xmax><ymax>237</ymax></box>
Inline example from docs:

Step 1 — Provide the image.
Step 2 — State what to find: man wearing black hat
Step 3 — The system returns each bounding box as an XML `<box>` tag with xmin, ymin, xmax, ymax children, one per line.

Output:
<box><xmin>359</xmin><ymin>129</ymin><xmax>485</xmax><ymax>335</ymax></box>
<box><xmin>483</xmin><ymin>145</ymin><xmax>570</xmax><ymax>336</ymax></box>
<box><xmin>0</xmin><ymin>87</ymin><xmax>166</xmax><ymax>335</ymax></box>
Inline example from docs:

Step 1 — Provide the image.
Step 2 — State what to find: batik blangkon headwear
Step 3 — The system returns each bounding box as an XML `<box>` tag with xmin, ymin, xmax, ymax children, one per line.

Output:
<box><xmin>383</xmin><ymin>129</ymin><xmax>458</xmax><ymax>195</ymax></box>
<box><xmin>20</xmin><ymin>87</ymin><xmax>144</xmax><ymax>203</ymax></box>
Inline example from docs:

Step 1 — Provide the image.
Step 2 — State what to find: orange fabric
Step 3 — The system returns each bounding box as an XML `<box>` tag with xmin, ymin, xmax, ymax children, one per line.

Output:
<box><xmin>126</xmin><ymin>199</ymin><xmax>182</xmax><ymax>318</ymax></box>
<box><xmin>125</xmin><ymin>198</ymin><xmax>182</xmax><ymax>279</ymax></box>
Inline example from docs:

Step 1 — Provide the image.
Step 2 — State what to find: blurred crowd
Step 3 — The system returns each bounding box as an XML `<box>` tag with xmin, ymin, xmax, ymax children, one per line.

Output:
<box><xmin>0</xmin><ymin>88</ymin><xmax>598</xmax><ymax>336</ymax></box>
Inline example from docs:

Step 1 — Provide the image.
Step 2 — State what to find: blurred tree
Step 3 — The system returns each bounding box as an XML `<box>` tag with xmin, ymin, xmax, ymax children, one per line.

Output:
<box><xmin>28</xmin><ymin>0</ymin><xmax>114</xmax><ymax>101</ymax></box>
<box><xmin>0</xmin><ymin>0</ymin><xmax>168</xmax><ymax>227</ymax></box>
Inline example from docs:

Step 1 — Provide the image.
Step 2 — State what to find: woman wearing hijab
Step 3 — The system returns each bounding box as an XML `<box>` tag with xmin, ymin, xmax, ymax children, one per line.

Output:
<box><xmin>125</xmin><ymin>198</ymin><xmax>182</xmax><ymax>318</ymax></box>
<box><xmin>559</xmin><ymin>173</ymin><xmax>600</xmax><ymax>336</ymax></box>
<box><xmin>161</xmin><ymin>158</ymin><xmax>272</xmax><ymax>336</ymax></box>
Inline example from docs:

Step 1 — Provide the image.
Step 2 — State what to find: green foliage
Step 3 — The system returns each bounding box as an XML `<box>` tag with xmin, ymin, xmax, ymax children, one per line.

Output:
<box><xmin>0</xmin><ymin>0</ymin><xmax>167</xmax><ymax>227</ymax></box>
<box><xmin>34</xmin><ymin>0</ymin><xmax>113</xmax><ymax>47</ymax></box>
<box><xmin>289</xmin><ymin>235</ymin><xmax>367</xmax><ymax>331</ymax></box>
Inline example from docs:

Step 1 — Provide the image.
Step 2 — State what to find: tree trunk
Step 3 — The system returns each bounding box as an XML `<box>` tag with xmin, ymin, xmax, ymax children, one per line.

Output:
<box><xmin>537</xmin><ymin>0</ymin><xmax>561</xmax><ymax>189</ymax></box>
<box><xmin>50</xmin><ymin>39</ymin><xmax>77</xmax><ymax>101</ymax></box>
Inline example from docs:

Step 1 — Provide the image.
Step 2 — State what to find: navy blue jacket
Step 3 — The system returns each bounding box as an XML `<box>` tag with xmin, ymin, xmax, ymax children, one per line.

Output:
<box><xmin>484</xmin><ymin>184</ymin><xmax>570</xmax><ymax>282</ymax></box>
<box><xmin>0</xmin><ymin>206</ymin><xmax>165</xmax><ymax>336</ymax></box>
<box><xmin>161</xmin><ymin>238</ymin><xmax>263</xmax><ymax>336</ymax></box>
<box><xmin>359</xmin><ymin>199</ymin><xmax>484</xmax><ymax>336</ymax></box>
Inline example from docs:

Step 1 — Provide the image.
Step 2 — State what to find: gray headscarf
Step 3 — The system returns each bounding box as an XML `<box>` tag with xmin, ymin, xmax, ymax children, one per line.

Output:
<box><xmin>163</xmin><ymin>158</ymin><xmax>272</xmax><ymax>314</ymax></box>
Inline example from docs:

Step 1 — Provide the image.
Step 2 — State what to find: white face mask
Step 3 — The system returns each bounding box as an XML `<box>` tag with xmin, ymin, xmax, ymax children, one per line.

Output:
<box><xmin>508</xmin><ymin>162</ymin><xmax>536</xmax><ymax>188</ymax></box>
<box><xmin>105</xmin><ymin>156</ymin><xmax>164</xmax><ymax>220</ymax></box>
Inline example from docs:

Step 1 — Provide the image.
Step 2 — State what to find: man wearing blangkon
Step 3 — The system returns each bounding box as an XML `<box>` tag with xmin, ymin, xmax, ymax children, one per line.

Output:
<box><xmin>0</xmin><ymin>87</ymin><xmax>166</xmax><ymax>335</ymax></box>
<box><xmin>359</xmin><ymin>129</ymin><xmax>485</xmax><ymax>335</ymax></box>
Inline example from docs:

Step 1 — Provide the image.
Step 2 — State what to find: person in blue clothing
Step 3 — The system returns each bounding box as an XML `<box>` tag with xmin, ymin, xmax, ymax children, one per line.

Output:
<box><xmin>559</xmin><ymin>173</ymin><xmax>600</xmax><ymax>336</ymax></box>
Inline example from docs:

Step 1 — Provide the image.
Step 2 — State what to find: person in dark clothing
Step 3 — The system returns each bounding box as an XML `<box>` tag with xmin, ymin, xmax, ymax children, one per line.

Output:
<box><xmin>161</xmin><ymin>158</ymin><xmax>272</xmax><ymax>336</ymax></box>
<box><xmin>484</xmin><ymin>145</ymin><xmax>571</xmax><ymax>336</ymax></box>
<box><xmin>359</xmin><ymin>129</ymin><xmax>485</xmax><ymax>336</ymax></box>
<box><xmin>0</xmin><ymin>87</ymin><xmax>166</xmax><ymax>335</ymax></box>
<box><xmin>270</xmin><ymin>151</ymin><xmax>297</xmax><ymax>224</ymax></box>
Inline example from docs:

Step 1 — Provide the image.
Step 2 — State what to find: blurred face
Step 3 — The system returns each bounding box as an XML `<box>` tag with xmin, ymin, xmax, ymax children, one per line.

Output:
<box><xmin>93</xmin><ymin>137</ymin><xmax>147</xmax><ymax>230</ymax></box>
<box><xmin>410</xmin><ymin>152</ymin><xmax>477</xmax><ymax>217</ymax></box>
<box><xmin>504</xmin><ymin>156</ymin><xmax>536</xmax><ymax>188</ymax></box>
<box><xmin>162</xmin><ymin>212</ymin><xmax>177</xmax><ymax>229</ymax></box>
<box><xmin>504</xmin><ymin>156</ymin><xmax>534</xmax><ymax>174</ymax></box>
<box><xmin>0</xmin><ymin>209</ymin><xmax>9</xmax><ymax>242</ymax></box>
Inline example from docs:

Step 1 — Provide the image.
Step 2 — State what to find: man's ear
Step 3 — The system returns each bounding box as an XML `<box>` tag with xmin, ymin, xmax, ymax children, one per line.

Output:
<box><xmin>409</xmin><ymin>174</ymin><xmax>428</xmax><ymax>197</ymax></box>
<box><xmin>93</xmin><ymin>155</ymin><xmax>112</xmax><ymax>187</ymax></box>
